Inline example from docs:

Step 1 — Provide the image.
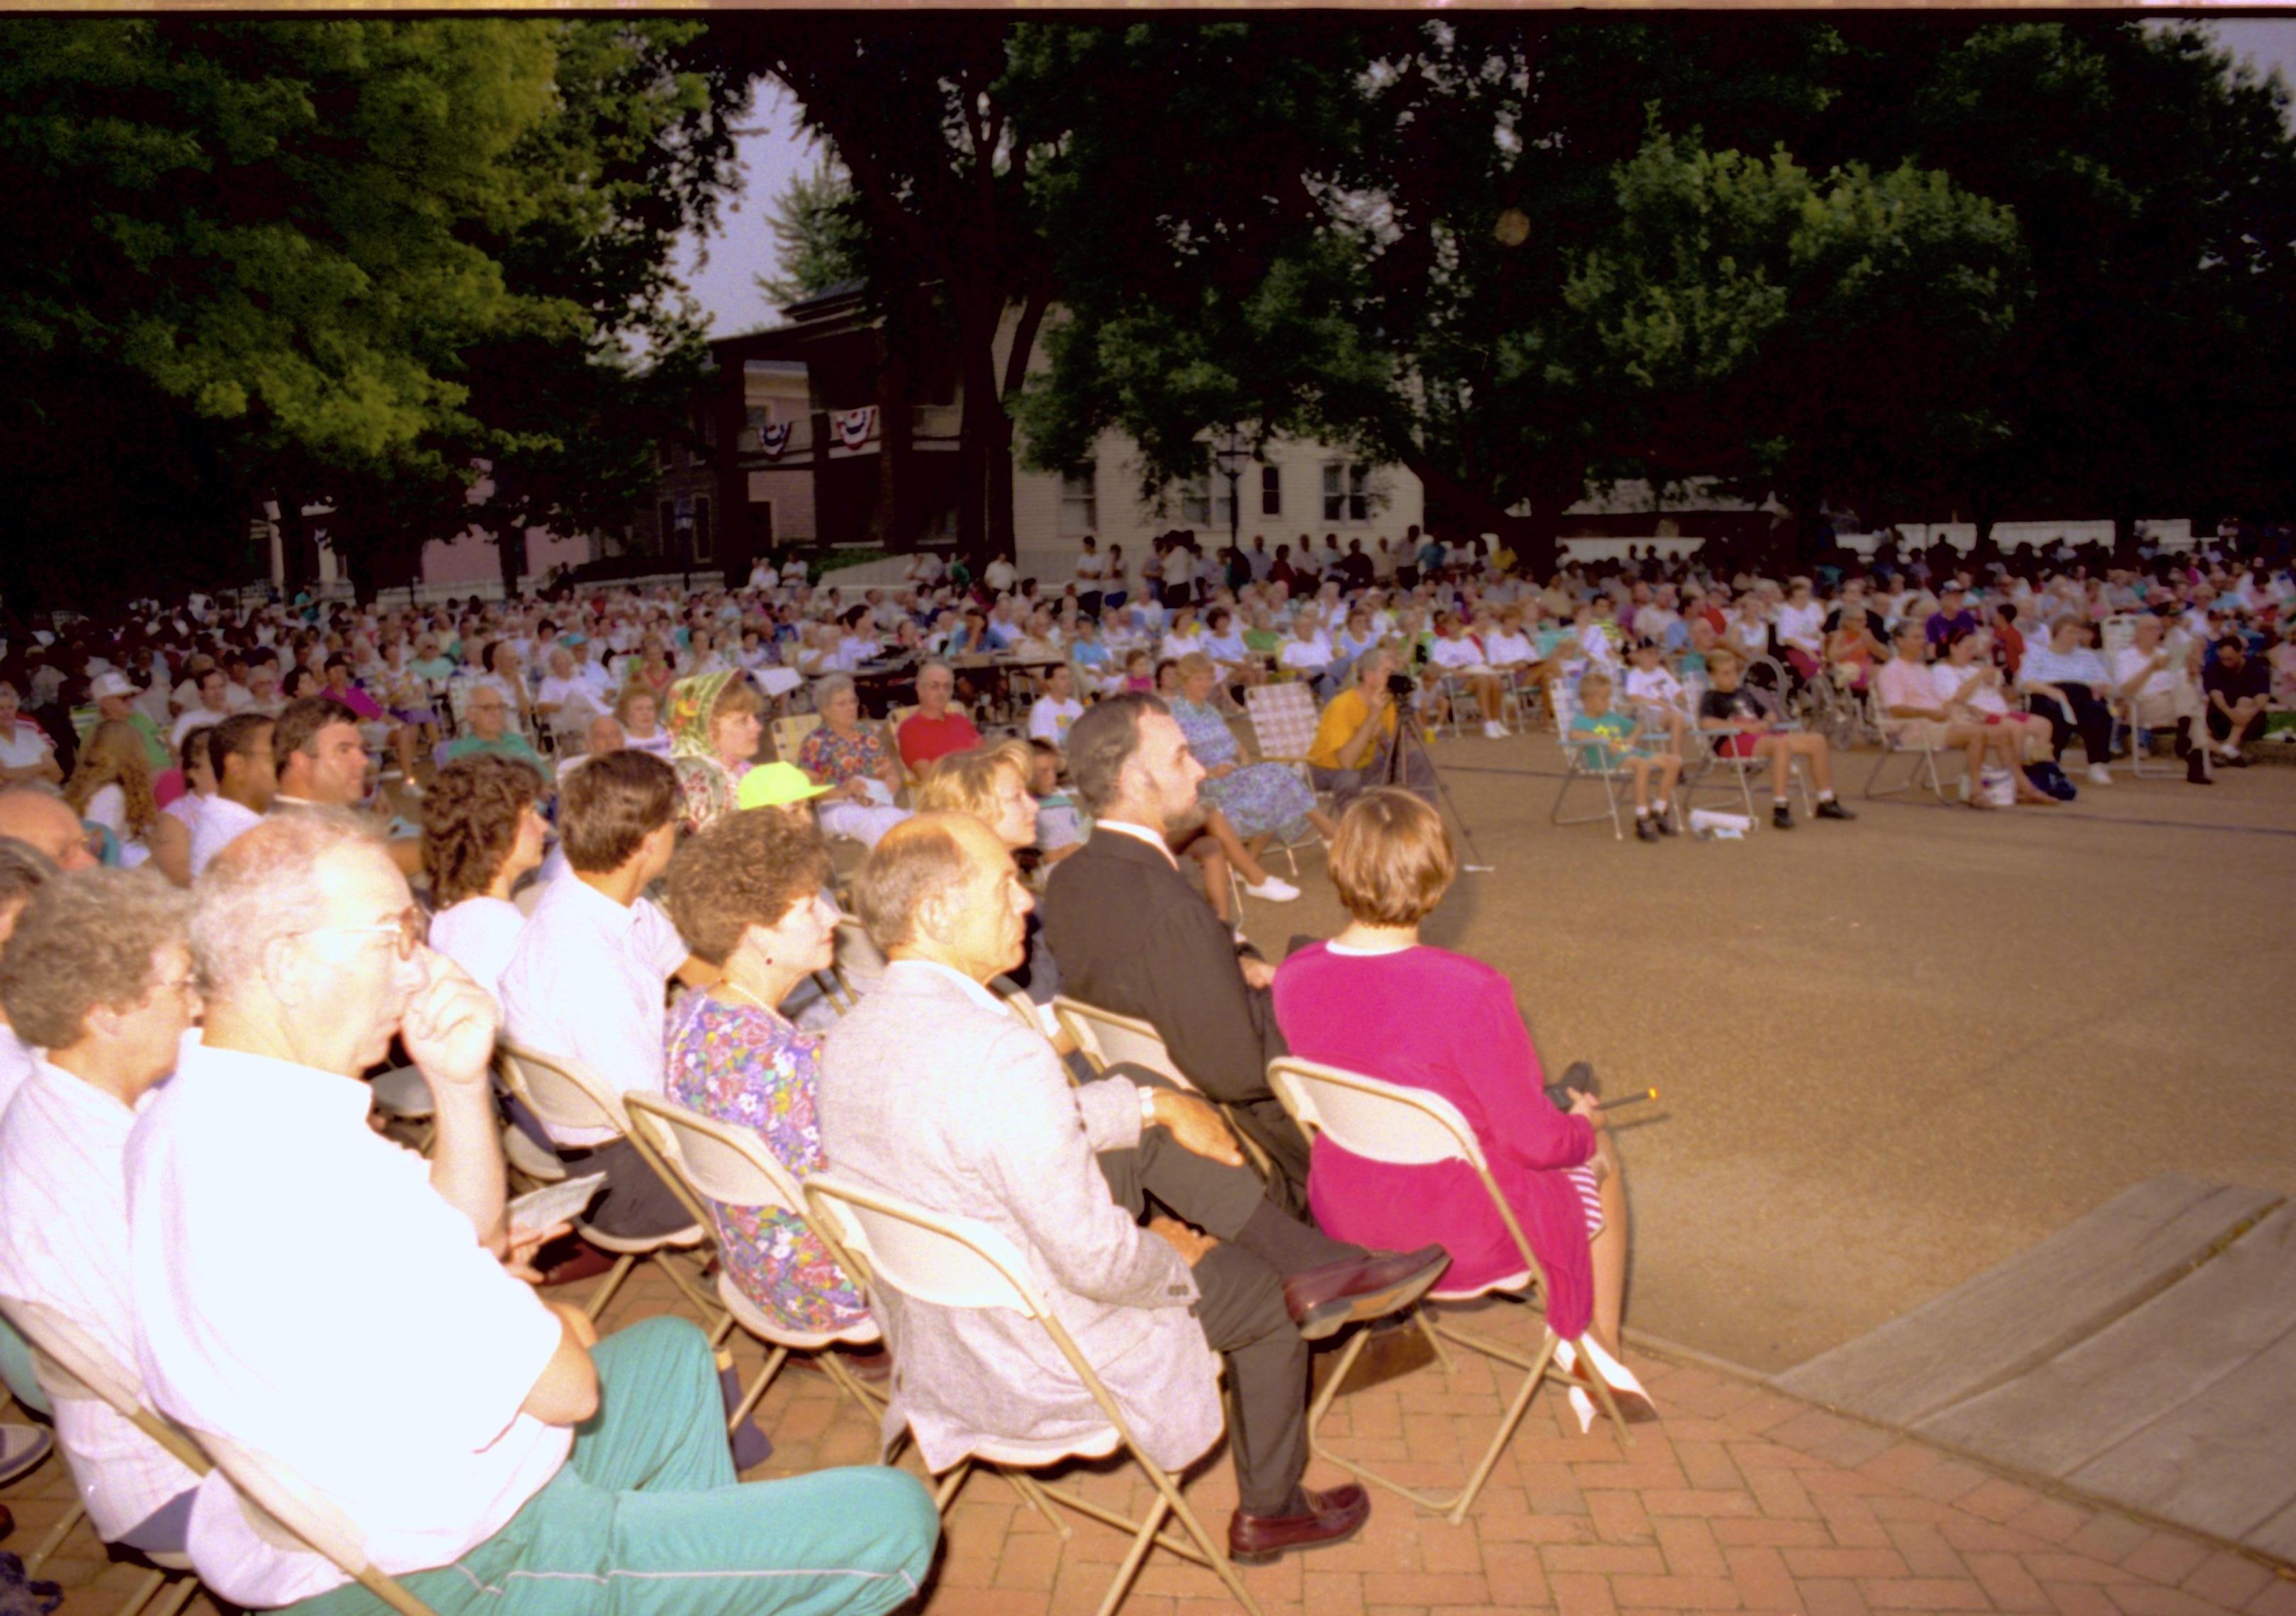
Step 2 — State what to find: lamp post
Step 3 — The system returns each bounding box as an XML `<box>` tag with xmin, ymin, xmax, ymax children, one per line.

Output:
<box><xmin>1212</xmin><ymin>428</ymin><xmax>1249</xmax><ymax>563</ymax></box>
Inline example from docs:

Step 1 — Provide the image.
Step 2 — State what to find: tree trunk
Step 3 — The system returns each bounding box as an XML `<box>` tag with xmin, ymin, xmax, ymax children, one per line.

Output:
<box><xmin>1398</xmin><ymin>449</ymin><xmax>1573</xmax><ymax>580</ymax></box>
<box><xmin>496</xmin><ymin>524</ymin><xmax>528</xmax><ymax>600</ymax></box>
<box><xmin>274</xmin><ymin>498</ymin><xmax>315</xmax><ymax>595</ymax></box>
<box><xmin>954</xmin><ymin>294</ymin><xmax>1002</xmax><ymax>568</ymax></box>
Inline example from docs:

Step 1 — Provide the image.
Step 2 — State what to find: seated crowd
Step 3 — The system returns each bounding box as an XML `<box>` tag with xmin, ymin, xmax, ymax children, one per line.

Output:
<box><xmin>0</xmin><ymin>520</ymin><xmax>2285</xmax><ymax>1607</ymax></box>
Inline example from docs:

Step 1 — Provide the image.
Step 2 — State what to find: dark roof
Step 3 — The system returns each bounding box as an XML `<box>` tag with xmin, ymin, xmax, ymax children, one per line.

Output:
<box><xmin>778</xmin><ymin>279</ymin><xmax>869</xmax><ymax>320</ymax></box>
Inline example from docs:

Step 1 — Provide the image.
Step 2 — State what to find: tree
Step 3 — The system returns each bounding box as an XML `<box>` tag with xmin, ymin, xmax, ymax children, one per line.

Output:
<box><xmin>756</xmin><ymin>154</ymin><xmax>867</xmax><ymax>310</ymax></box>
<box><xmin>0</xmin><ymin>18</ymin><xmax>743</xmax><ymax>606</ymax></box>
<box><xmin>719</xmin><ymin>15</ymin><xmax>1059</xmax><ymax>564</ymax></box>
<box><xmin>1013</xmin><ymin>18</ymin><xmax>2025</xmax><ymax>573</ymax></box>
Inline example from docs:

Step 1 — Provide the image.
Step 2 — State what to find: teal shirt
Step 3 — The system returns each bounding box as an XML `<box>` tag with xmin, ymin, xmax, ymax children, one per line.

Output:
<box><xmin>1569</xmin><ymin>708</ymin><xmax>1639</xmax><ymax>769</ymax></box>
<box><xmin>442</xmin><ymin>733</ymin><xmax>546</xmax><ymax>776</ymax></box>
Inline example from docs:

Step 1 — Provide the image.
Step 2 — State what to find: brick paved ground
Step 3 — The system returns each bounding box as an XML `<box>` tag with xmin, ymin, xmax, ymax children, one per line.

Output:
<box><xmin>17</xmin><ymin>1259</ymin><xmax>2287</xmax><ymax>1616</ymax></box>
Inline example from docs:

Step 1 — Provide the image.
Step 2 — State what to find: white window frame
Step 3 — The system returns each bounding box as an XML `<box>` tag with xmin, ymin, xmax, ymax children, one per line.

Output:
<box><xmin>1059</xmin><ymin>464</ymin><xmax>1098</xmax><ymax>534</ymax></box>
<box><xmin>1322</xmin><ymin>463</ymin><xmax>1371</xmax><ymax>524</ymax></box>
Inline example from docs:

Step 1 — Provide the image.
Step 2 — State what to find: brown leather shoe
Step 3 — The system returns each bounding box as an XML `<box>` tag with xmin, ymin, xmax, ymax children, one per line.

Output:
<box><xmin>1228</xmin><ymin>1484</ymin><xmax>1371</xmax><ymax>1565</ymax></box>
<box><xmin>1283</xmin><ymin>1245</ymin><xmax>1450</xmax><ymax>1342</ymax></box>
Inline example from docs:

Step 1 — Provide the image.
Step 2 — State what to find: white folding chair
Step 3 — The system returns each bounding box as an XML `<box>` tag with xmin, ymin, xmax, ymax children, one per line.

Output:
<box><xmin>802</xmin><ymin>1174</ymin><xmax>1265</xmax><ymax>1616</ymax></box>
<box><xmin>1861</xmin><ymin>690</ymin><xmax>1961</xmax><ymax>804</ymax></box>
<box><xmin>621</xmin><ymin>1094</ymin><xmax>887</xmax><ymax>1436</ymax></box>
<box><xmin>0</xmin><ymin>1296</ymin><xmax>208</xmax><ymax>1616</ymax></box>
<box><xmin>1050</xmin><ymin>998</ymin><xmax>1278</xmax><ymax>1223</ymax></box>
<box><xmin>808</xmin><ymin>914</ymin><xmax>887</xmax><ymax>1019</ymax></box>
<box><xmin>192</xmin><ymin>1425</ymin><xmax>440</xmax><ymax>1616</ymax></box>
<box><xmin>1266</xmin><ymin>1057</ymin><xmax>1629</xmax><ymax>1525</ymax></box>
<box><xmin>1546</xmin><ymin>673</ymin><xmax>1666</xmax><ymax>840</ymax></box>
<box><xmin>494</xmin><ymin>1042</ymin><xmax>718</xmax><ymax>1326</ymax></box>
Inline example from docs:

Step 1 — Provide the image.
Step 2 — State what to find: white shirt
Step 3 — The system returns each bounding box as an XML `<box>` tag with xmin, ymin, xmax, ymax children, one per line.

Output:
<box><xmin>0</xmin><ymin>1060</ymin><xmax>203</xmax><ymax>1540</ymax></box>
<box><xmin>1278</xmin><ymin>634</ymin><xmax>1334</xmax><ymax>671</ymax></box>
<box><xmin>0</xmin><ymin>720</ymin><xmax>52</xmax><ymax>772</ymax></box>
<box><xmin>1482</xmin><ymin>631</ymin><xmax>1536</xmax><ymax>667</ymax></box>
<box><xmin>1028</xmin><ymin>695</ymin><xmax>1084</xmax><ymax>745</ymax></box>
<box><xmin>126</xmin><ymin>1040</ymin><xmax>568</xmax><ymax>1606</ymax></box>
<box><xmin>1624</xmin><ymin>665</ymin><xmax>1687</xmax><ymax>711</ymax></box>
<box><xmin>188</xmin><ymin>796</ymin><xmax>264</xmax><ymax>878</ymax></box>
<box><xmin>426</xmin><ymin>897</ymin><xmax>528</xmax><ymax>1012</ymax></box>
<box><xmin>171</xmin><ymin>706</ymin><xmax>232</xmax><ymax>749</ymax></box>
<box><xmin>1776</xmin><ymin>600</ymin><xmax>1825</xmax><ymax>654</ymax></box>
<box><xmin>497</xmin><ymin>874</ymin><xmax>689</xmax><ymax>1148</ymax></box>
<box><xmin>1426</xmin><ymin>636</ymin><xmax>1488</xmax><ymax>672</ymax></box>
<box><xmin>0</xmin><ymin>1029</ymin><xmax>37</xmax><ymax>1145</ymax></box>
<box><xmin>984</xmin><ymin>558</ymin><xmax>1018</xmax><ymax>593</ymax></box>
<box><xmin>2112</xmin><ymin>644</ymin><xmax>2188</xmax><ymax>702</ymax></box>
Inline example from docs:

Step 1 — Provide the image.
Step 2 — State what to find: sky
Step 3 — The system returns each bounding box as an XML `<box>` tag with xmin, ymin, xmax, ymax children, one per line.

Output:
<box><xmin>675</xmin><ymin>21</ymin><xmax>2296</xmax><ymax>337</ymax></box>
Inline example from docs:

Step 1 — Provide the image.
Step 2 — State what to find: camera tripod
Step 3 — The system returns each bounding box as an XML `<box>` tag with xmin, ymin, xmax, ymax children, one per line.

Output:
<box><xmin>1380</xmin><ymin>687</ymin><xmax>1494</xmax><ymax>872</ymax></box>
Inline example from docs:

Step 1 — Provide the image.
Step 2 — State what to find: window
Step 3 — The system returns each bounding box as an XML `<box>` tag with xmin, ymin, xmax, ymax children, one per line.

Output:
<box><xmin>1322</xmin><ymin>463</ymin><xmax>1371</xmax><ymax>523</ymax></box>
<box><xmin>690</xmin><ymin>495</ymin><xmax>714</xmax><ymax>563</ymax></box>
<box><xmin>656</xmin><ymin>500</ymin><xmax>677</xmax><ymax>553</ymax></box>
<box><xmin>1180</xmin><ymin>474</ymin><xmax>1212</xmax><ymax>528</ymax></box>
<box><xmin>1261</xmin><ymin>464</ymin><xmax>1283</xmax><ymax>517</ymax></box>
<box><xmin>1180</xmin><ymin>474</ymin><xmax>1241</xmax><ymax>532</ymax></box>
<box><xmin>1059</xmin><ymin>464</ymin><xmax>1098</xmax><ymax>534</ymax></box>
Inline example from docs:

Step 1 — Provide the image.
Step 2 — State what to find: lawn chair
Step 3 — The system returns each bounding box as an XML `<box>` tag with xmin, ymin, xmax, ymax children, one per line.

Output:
<box><xmin>0</xmin><ymin>1295</ymin><xmax>210</xmax><ymax>1616</ymax></box>
<box><xmin>1546</xmin><ymin>670</ymin><xmax>1670</xmax><ymax>840</ymax></box>
<box><xmin>1266</xmin><ymin>1057</ymin><xmax>1628</xmax><ymax>1525</ymax></box>
<box><xmin>1685</xmin><ymin>678</ymin><xmax>1814</xmax><ymax>822</ymax></box>
<box><xmin>494</xmin><ymin>1042</ymin><xmax>717</xmax><ymax>1327</ymax></box>
<box><xmin>802</xmin><ymin>1174</ymin><xmax>1264</xmax><ymax>1616</ymax></box>
<box><xmin>1860</xmin><ymin>690</ymin><xmax>1961</xmax><ymax>804</ymax></box>
<box><xmin>1230</xmin><ymin>686</ymin><xmax>1326</xmax><ymax>879</ymax></box>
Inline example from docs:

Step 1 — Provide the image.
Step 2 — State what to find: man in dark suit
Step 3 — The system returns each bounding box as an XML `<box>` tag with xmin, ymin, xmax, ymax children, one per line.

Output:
<box><xmin>1042</xmin><ymin>692</ymin><xmax>1312</xmax><ymax>1208</ymax></box>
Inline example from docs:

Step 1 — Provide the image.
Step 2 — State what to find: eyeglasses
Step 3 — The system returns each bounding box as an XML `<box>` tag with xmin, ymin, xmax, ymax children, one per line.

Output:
<box><xmin>300</xmin><ymin>906</ymin><xmax>427</xmax><ymax>961</ymax></box>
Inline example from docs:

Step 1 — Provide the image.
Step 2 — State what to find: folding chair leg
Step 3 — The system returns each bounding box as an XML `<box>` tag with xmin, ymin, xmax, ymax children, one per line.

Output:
<box><xmin>727</xmin><ymin>1345</ymin><xmax>789</xmax><ymax>1434</ymax></box>
<box><xmin>1143</xmin><ymin>1459</ymin><xmax>1264</xmax><ymax>1616</ymax></box>
<box><xmin>111</xmin><ymin>1566</ymin><xmax>173</xmax><ymax>1616</ymax></box>
<box><xmin>814</xmin><ymin>1350</ymin><xmax>889</xmax><ymax>1418</ymax></box>
<box><xmin>1097</xmin><ymin>1492</ymin><xmax>1173</xmax><ymax>1616</ymax></box>
<box><xmin>1412</xmin><ymin>1307</ymin><xmax>1457</xmax><ymax>1379</ymax></box>
<box><xmin>933</xmin><ymin>1459</ymin><xmax>973</xmax><ymax>1512</ymax></box>
<box><xmin>1003</xmin><ymin>1470</ymin><xmax>1073</xmax><ymax>1540</ymax></box>
<box><xmin>23</xmin><ymin>1498</ymin><xmax>84</xmax><ymax>1574</ymax></box>
<box><xmin>580</xmin><ymin>1254</ymin><xmax>637</xmax><ymax>1321</ymax></box>
<box><xmin>142</xmin><ymin>1572</ymin><xmax>201</xmax><ymax>1616</ymax></box>
<box><xmin>657</xmin><ymin>1250</ymin><xmax>729</xmax><ymax>1334</ymax></box>
<box><xmin>1439</xmin><ymin>1328</ymin><xmax>1561</xmax><ymax>1526</ymax></box>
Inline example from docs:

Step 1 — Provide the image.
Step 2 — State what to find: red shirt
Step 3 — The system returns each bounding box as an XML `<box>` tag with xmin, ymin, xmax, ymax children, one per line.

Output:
<box><xmin>896</xmin><ymin>709</ymin><xmax>982</xmax><ymax>771</ymax></box>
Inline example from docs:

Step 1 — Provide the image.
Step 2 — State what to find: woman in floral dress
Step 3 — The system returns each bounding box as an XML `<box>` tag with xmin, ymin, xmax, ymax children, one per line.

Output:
<box><xmin>794</xmin><ymin>673</ymin><xmax>909</xmax><ymax>847</ymax></box>
<box><xmin>1169</xmin><ymin>652</ymin><xmax>1339</xmax><ymax>852</ymax></box>
<box><xmin>660</xmin><ymin>809</ymin><xmax>868</xmax><ymax>1336</ymax></box>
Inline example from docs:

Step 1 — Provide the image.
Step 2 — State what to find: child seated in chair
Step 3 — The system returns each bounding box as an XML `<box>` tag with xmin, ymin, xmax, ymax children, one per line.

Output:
<box><xmin>1568</xmin><ymin>670</ymin><xmax>1681</xmax><ymax>842</ymax></box>
<box><xmin>1620</xmin><ymin>638</ymin><xmax>1692</xmax><ymax>758</ymax></box>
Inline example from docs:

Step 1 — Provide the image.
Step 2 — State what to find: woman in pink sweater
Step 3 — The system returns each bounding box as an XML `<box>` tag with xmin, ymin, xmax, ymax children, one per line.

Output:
<box><xmin>1271</xmin><ymin>788</ymin><xmax>1653</xmax><ymax>1427</ymax></box>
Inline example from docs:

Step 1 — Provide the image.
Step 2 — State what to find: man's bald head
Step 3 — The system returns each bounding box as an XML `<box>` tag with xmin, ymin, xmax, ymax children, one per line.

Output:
<box><xmin>0</xmin><ymin>788</ymin><xmax>96</xmax><ymax>872</ymax></box>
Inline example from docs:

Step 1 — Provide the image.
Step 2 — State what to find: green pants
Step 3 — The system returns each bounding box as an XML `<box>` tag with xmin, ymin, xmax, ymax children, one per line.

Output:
<box><xmin>0</xmin><ymin>1315</ymin><xmax>48</xmax><ymax>1418</ymax></box>
<box><xmin>292</xmin><ymin>1316</ymin><xmax>938</xmax><ymax>1616</ymax></box>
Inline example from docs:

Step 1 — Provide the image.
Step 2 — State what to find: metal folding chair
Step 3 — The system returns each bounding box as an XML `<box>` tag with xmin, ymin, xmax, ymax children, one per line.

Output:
<box><xmin>0</xmin><ymin>1296</ymin><xmax>208</xmax><ymax>1616</ymax></box>
<box><xmin>193</xmin><ymin>1425</ymin><xmax>442</xmax><ymax>1616</ymax></box>
<box><xmin>1546</xmin><ymin>674</ymin><xmax>1675</xmax><ymax>839</ymax></box>
<box><xmin>1239</xmin><ymin>683</ymin><xmax>1329</xmax><ymax>877</ymax></box>
<box><xmin>1053</xmin><ymin>996</ymin><xmax>1275</xmax><ymax>1184</ymax></box>
<box><xmin>802</xmin><ymin>1174</ymin><xmax>1264</xmax><ymax>1616</ymax></box>
<box><xmin>621</xmin><ymin>1094</ymin><xmax>885</xmax><ymax>1432</ymax></box>
<box><xmin>1266</xmin><ymin>1057</ymin><xmax>1628</xmax><ymax>1525</ymax></box>
<box><xmin>494</xmin><ymin>1041</ymin><xmax>718</xmax><ymax>1326</ymax></box>
<box><xmin>1861</xmin><ymin>690</ymin><xmax>1961</xmax><ymax>804</ymax></box>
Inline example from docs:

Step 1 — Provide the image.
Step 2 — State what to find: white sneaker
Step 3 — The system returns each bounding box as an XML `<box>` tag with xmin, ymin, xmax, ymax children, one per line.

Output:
<box><xmin>2086</xmin><ymin>764</ymin><xmax>2112</xmax><ymax>786</ymax></box>
<box><xmin>1242</xmin><ymin>875</ymin><xmax>1300</xmax><ymax>902</ymax></box>
<box><xmin>1483</xmin><ymin>719</ymin><xmax>1508</xmax><ymax>739</ymax></box>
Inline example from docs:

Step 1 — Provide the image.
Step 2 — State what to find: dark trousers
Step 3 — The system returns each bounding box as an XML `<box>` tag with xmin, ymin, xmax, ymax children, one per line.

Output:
<box><xmin>2039</xmin><ymin>683</ymin><xmax>2115</xmax><ymax>765</ymax></box>
<box><xmin>577</xmin><ymin>1136</ymin><xmax>697</xmax><ymax>1241</ymax></box>
<box><xmin>1095</xmin><ymin>1116</ymin><xmax>1309</xmax><ymax>1517</ymax></box>
<box><xmin>2206</xmin><ymin>705</ymin><xmax>2267</xmax><ymax>746</ymax></box>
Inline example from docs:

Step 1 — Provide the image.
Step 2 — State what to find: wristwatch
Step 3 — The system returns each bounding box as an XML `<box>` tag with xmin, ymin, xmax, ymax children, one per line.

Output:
<box><xmin>1139</xmin><ymin>1085</ymin><xmax>1159</xmax><ymax>1130</ymax></box>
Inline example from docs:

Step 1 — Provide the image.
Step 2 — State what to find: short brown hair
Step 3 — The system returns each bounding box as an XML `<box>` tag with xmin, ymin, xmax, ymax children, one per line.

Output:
<box><xmin>207</xmin><ymin>712</ymin><xmax>273</xmax><ymax>780</ymax></box>
<box><xmin>1328</xmin><ymin>789</ymin><xmax>1456</xmax><ymax>927</ymax></box>
<box><xmin>663</xmin><ymin>809</ymin><xmax>834</xmax><ymax>965</ymax></box>
<box><xmin>0</xmin><ymin>869</ymin><xmax>191</xmax><ymax>1049</ymax></box>
<box><xmin>558</xmin><ymin>748</ymin><xmax>678</xmax><ymax>873</ymax></box>
<box><xmin>271</xmin><ymin>695</ymin><xmax>361</xmax><ymax>771</ymax></box>
<box><xmin>421</xmin><ymin>753</ymin><xmax>544</xmax><ymax>908</ymax></box>
<box><xmin>1066</xmin><ymin>692</ymin><xmax>1166</xmax><ymax>817</ymax></box>
<box><xmin>851</xmin><ymin>814</ymin><xmax>971</xmax><ymax>953</ymax></box>
<box><xmin>913</xmin><ymin>740</ymin><xmax>1032</xmax><ymax>820</ymax></box>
